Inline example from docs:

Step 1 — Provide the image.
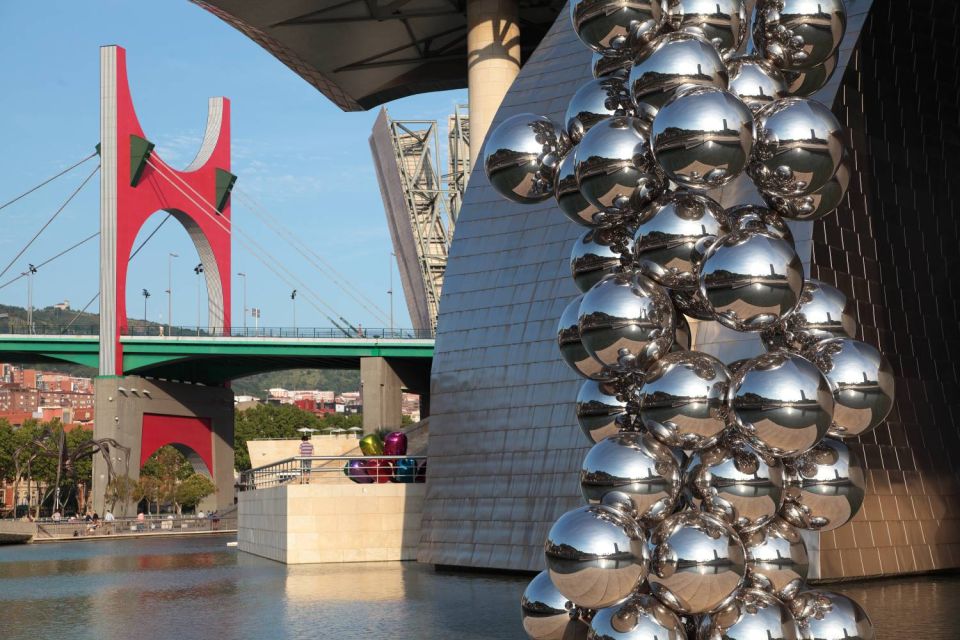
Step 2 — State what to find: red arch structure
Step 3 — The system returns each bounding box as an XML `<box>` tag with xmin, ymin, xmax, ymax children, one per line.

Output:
<box><xmin>99</xmin><ymin>45</ymin><xmax>233</xmax><ymax>375</ymax></box>
<box><xmin>140</xmin><ymin>414</ymin><xmax>214</xmax><ymax>475</ymax></box>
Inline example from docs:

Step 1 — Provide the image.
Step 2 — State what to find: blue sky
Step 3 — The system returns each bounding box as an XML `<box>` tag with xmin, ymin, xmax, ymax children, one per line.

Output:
<box><xmin>0</xmin><ymin>0</ymin><xmax>465</xmax><ymax>330</ymax></box>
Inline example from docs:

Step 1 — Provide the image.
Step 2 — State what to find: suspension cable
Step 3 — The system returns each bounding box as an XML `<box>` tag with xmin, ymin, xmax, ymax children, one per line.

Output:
<box><xmin>0</xmin><ymin>151</ymin><xmax>98</xmax><ymax>214</ymax></box>
<box><xmin>0</xmin><ymin>231</ymin><xmax>99</xmax><ymax>292</ymax></box>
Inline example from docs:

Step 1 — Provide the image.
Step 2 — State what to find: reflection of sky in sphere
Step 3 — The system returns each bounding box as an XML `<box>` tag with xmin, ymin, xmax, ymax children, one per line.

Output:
<box><xmin>739</xmin><ymin>361</ymin><xmax>819</xmax><ymax>403</ymax></box>
<box><xmin>770</xmin><ymin>102</ymin><xmax>831</xmax><ymax>141</ymax></box>
<box><xmin>669</xmin><ymin>527</ymin><xmax>729</xmax><ymax>564</ymax></box>
<box><xmin>708</xmin><ymin>235</ymin><xmax>795</xmax><ymax>278</ymax></box>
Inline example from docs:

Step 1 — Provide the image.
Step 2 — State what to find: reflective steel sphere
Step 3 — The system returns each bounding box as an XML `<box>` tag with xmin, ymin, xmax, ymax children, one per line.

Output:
<box><xmin>760</xmin><ymin>279</ymin><xmax>856</xmax><ymax>353</ymax></box>
<box><xmin>575</xmin><ymin>116</ymin><xmax>665</xmax><ymax>219</ymax></box>
<box><xmin>638</xmin><ymin>351</ymin><xmax>730</xmax><ymax>450</ymax></box>
<box><xmin>578</xmin><ymin>272</ymin><xmax>677</xmax><ymax>371</ymax></box>
<box><xmin>763</xmin><ymin>153</ymin><xmax>851</xmax><ymax>221</ymax></box>
<box><xmin>753</xmin><ymin>0</ymin><xmax>847</xmax><ymax>71</ymax></box>
<box><xmin>545</xmin><ymin>505</ymin><xmax>649</xmax><ymax>609</ymax></box>
<box><xmin>811</xmin><ymin>338</ymin><xmax>895</xmax><ymax>440</ymax></box>
<box><xmin>556</xmin><ymin>152</ymin><xmax>603</xmax><ymax>227</ymax></box>
<box><xmin>572</xmin><ymin>227</ymin><xmax>630</xmax><ymax>293</ymax></box>
<box><xmin>567</xmin><ymin>76</ymin><xmax>634</xmax><ymax>144</ymax></box>
<box><xmin>780</xmin><ymin>438</ymin><xmax>865</xmax><ymax>532</ymax></box>
<box><xmin>671</xmin><ymin>288</ymin><xmax>715</xmax><ymax>320</ymax></box>
<box><xmin>647</xmin><ymin>511</ymin><xmax>746</xmax><ymax>614</ymax></box>
<box><xmin>629</xmin><ymin>32</ymin><xmax>729</xmax><ymax>121</ymax></box>
<box><xmin>588</xmin><ymin>593</ymin><xmax>687</xmax><ymax>640</ymax></box>
<box><xmin>686</xmin><ymin>438</ymin><xmax>785</xmax><ymax>533</ymax></box>
<box><xmin>484</xmin><ymin>113</ymin><xmax>569</xmax><ymax>203</ymax></box>
<box><xmin>521</xmin><ymin>570</ymin><xmax>590</xmax><ymax>640</ymax></box>
<box><xmin>593</xmin><ymin>50</ymin><xmax>632</xmax><ymax>79</ymax></box>
<box><xmin>633</xmin><ymin>192</ymin><xmax>729</xmax><ymax>289</ymax></box>
<box><xmin>571</xmin><ymin>0</ymin><xmax>664</xmax><ymax>55</ymax></box>
<box><xmin>743</xmin><ymin>518</ymin><xmax>809</xmax><ymax>601</ymax></box>
<box><xmin>727</xmin><ymin>55</ymin><xmax>789</xmax><ymax>111</ymax></box>
<box><xmin>651</xmin><ymin>86</ymin><xmax>754</xmax><ymax>189</ymax></box>
<box><xmin>660</xmin><ymin>0</ymin><xmax>747</xmax><ymax>60</ymax></box>
<box><xmin>673</xmin><ymin>313</ymin><xmax>692</xmax><ymax>351</ymax></box>
<box><xmin>728</xmin><ymin>352</ymin><xmax>834</xmax><ymax>458</ymax></box>
<box><xmin>700</xmin><ymin>588</ymin><xmax>800</xmax><ymax>640</ymax></box>
<box><xmin>559</xmin><ymin>295</ymin><xmax>614</xmax><ymax>380</ymax></box>
<box><xmin>726</xmin><ymin>205</ymin><xmax>795</xmax><ymax>245</ymax></box>
<box><xmin>793</xmin><ymin>590</ymin><xmax>875</xmax><ymax>640</ymax></box>
<box><xmin>749</xmin><ymin>98</ymin><xmax>845</xmax><ymax>197</ymax></box>
<box><xmin>576</xmin><ymin>378</ymin><xmax>630</xmax><ymax>444</ymax></box>
<box><xmin>581</xmin><ymin>432</ymin><xmax>683</xmax><ymax>528</ymax></box>
<box><xmin>699</xmin><ymin>231</ymin><xmax>804</xmax><ymax>332</ymax></box>
<box><xmin>783</xmin><ymin>49</ymin><xmax>839</xmax><ymax>97</ymax></box>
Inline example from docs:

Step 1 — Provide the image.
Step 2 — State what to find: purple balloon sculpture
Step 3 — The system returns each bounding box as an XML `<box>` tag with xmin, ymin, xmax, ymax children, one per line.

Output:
<box><xmin>383</xmin><ymin>431</ymin><xmax>408</xmax><ymax>456</ymax></box>
<box><xmin>344</xmin><ymin>459</ymin><xmax>374</xmax><ymax>484</ymax></box>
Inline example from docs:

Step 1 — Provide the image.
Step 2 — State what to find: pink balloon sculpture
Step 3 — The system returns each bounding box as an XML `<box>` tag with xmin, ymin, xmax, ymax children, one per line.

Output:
<box><xmin>383</xmin><ymin>431</ymin><xmax>408</xmax><ymax>456</ymax></box>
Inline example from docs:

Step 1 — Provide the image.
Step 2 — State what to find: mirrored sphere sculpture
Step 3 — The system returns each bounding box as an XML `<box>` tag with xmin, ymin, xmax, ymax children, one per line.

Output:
<box><xmin>575</xmin><ymin>116</ymin><xmax>664</xmax><ymax>219</ymax></box>
<box><xmin>727</xmin><ymin>55</ymin><xmax>789</xmax><ymax>111</ymax></box>
<box><xmin>629</xmin><ymin>32</ymin><xmax>729</xmax><ymax>121</ymax></box>
<box><xmin>566</xmin><ymin>76</ymin><xmax>634</xmax><ymax>143</ymax></box>
<box><xmin>671</xmin><ymin>288</ymin><xmax>715</xmax><ymax>320</ymax></box>
<box><xmin>578</xmin><ymin>272</ymin><xmax>677</xmax><ymax>371</ymax></box>
<box><xmin>638</xmin><ymin>351</ymin><xmax>730</xmax><ymax>450</ymax></box>
<box><xmin>559</xmin><ymin>295</ymin><xmax>613</xmax><ymax>380</ymax></box>
<box><xmin>729</xmin><ymin>352</ymin><xmax>834</xmax><ymax>457</ymax></box>
<box><xmin>699</xmin><ymin>588</ymin><xmax>800</xmax><ymax>640</ymax></box>
<box><xmin>581</xmin><ymin>432</ymin><xmax>683</xmax><ymax>528</ymax></box>
<box><xmin>576</xmin><ymin>378</ymin><xmax>629</xmax><ymax>444</ymax></box>
<box><xmin>686</xmin><ymin>438</ymin><xmax>785</xmax><ymax>532</ymax></box>
<box><xmin>647</xmin><ymin>511</ymin><xmax>746</xmax><ymax>614</ymax></box>
<box><xmin>588</xmin><ymin>593</ymin><xmax>686</xmax><ymax>640</ymax></box>
<box><xmin>521</xmin><ymin>570</ymin><xmax>590</xmax><ymax>640</ymax></box>
<box><xmin>753</xmin><ymin>0</ymin><xmax>847</xmax><ymax>70</ymax></box>
<box><xmin>673</xmin><ymin>313</ymin><xmax>692</xmax><ymax>351</ymax></box>
<box><xmin>749</xmin><ymin>98</ymin><xmax>845</xmax><ymax>197</ymax></box>
<box><xmin>633</xmin><ymin>192</ymin><xmax>728</xmax><ymax>289</ymax></box>
<box><xmin>699</xmin><ymin>231</ymin><xmax>804</xmax><ymax>332</ymax></box>
<box><xmin>545</xmin><ymin>505</ymin><xmax>649</xmax><ymax>609</ymax></box>
<box><xmin>556</xmin><ymin>152</ymin><xmax>603</xmax><ymax>227</ymax></box>
<box><xmin>811</xmin><ymin>338</ymin><xmax>895</xmax><ymax>440</ymax></box>
<box><xmin>593</xmin><ymin>50</ymin><xmax>632</xmax><ymax>79</ymax></box>
<box><xmin>760</xmin><ymin>279</ymin><xmax>856</xmax><ymax>353</ymax></box>
<box><xmin>571</xmin><ymin>0</ymin><xmax>664</xmax><ymax>55</ymax></box>
<box><xmin>743</xmin><ymin>518</ymin><xmax>809</xmax><ymax>601</ymax></box>
<box><xmin>572</xmin><ymin>227</ymin><xmax>630</xmax><ymax>293</ymax></box>
<box><xmin>792</xmin><ymin>590</ymin><xmax>875</xmax><ymax>640</ymax></box>
<box><xmin>660</xmin><ymin>0</ymin><xmax>747</xmax><ymax>60</ymax></box>
<box><xmin>484</xmin><ymin>113</ymin><xmax>568</xmax><ymax>203</ymax></box>
<box><xmin>726</xmin><ymin>204</ymin><xmax>795</xmax><ymax>245</ymax></box>
<box><xmin>783</xmin><ymin>49</ymin><xmax>839</xmax><ymax>97</ymax></box>
<box><xmin>651</xmin><ymin>86</ymin><xmax>755</xmax><ymax>190</ymax></box>
<box><xmin>763</xmin><ymin>153</ymin><xmax>850</xmax><ymax>221</ymax></box>
<box><xmin>780</xmin><ymin>438</ymin><xmax>865</xmax><ymax>532</ymax></box>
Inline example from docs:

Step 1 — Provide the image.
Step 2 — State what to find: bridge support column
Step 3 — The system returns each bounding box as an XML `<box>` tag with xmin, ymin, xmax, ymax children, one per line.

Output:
<box><xmin>360</xmin><ymin>357</ymin><xmax>404</xmax><ymax>435</ymax></box>
<box><xmin>92</xmin><ymin>376</ymin><xmax>235</xmax><ymax>516</ymax></box>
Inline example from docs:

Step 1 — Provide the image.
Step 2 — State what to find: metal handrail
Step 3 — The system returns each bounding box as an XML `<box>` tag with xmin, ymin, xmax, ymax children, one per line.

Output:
<box><xmin>0</xmin><ymin>325</ymin><xmax>435</xmax><ymax>339</ymax></box>
<box><xmin>240</xmin><ymin>455</ymin><xmax>427</xmax><ymax>490</ymax></box>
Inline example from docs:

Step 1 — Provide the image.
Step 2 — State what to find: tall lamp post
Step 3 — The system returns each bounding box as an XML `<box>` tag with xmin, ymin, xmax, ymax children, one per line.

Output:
<box><xmin>142</xmin><ymin>289</ymin><xmax>151</xmax><ymax>328</ymax></box>
<box><xmin>238</xmin><ymin>272</ymin><xmax>247</xmax><ymax>334</ymax></box>
<box><xmin>291</xmin><ymin>289</ymin><xmax>297</xmax><ymax>334</ymax></box>
<box><xmin>166</xmin><ymin>252</ymin><xmax>178</xmax><ymax>336</ymax></box>
<box><xmin>24</xmin><ymin>264</ymin><xmax>37</xmax><ymax>334</ymax></box>
<box><xmin>194</xmin><ymin>263</ymin><xmax>204</xmax><ymax>332</ymax></box>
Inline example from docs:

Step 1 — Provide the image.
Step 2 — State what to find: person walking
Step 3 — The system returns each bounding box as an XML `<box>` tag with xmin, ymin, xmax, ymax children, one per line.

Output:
<box><xmin>299</xmin><ymin>434</ymin><xmax>314</xmax><ymax>484</ymax></box>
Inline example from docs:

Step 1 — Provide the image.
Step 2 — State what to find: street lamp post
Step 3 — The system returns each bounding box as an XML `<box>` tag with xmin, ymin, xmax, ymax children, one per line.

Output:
<box><xmin>291</xmin><ymin>289</ymin><xmax>297</xmax><ymax>334</ymax></box>
<box><xmin>142</xmin><ymin>289</ymin><xmax>151</xmax><ymax>327</ymax></box>
<box><xmin>238</xmin><ymin>272</ymin><xmax>247</xmax><ymax>334</ymax></box>
<box><xmin>24</xmin><ymin>264</ymin><xmax>37</xmax><ymax>334</ymax></box>
<box><xmin>194</xmin><ymin>263</ymin><xmax>204</xmax><ymax>333</ymax></box>
<box><xmin>167</xmin><ymin>252</ymin><xmax>178</xmax><ymax>336</ymax></box>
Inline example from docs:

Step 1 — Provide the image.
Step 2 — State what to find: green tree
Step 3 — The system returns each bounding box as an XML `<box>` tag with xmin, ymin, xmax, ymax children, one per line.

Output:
<box><xmin>141</xmin><ymin>446</ymin><xmax>194</xmax><ymax>513</ymax></box>
<box><xmin>234</xmin><ymin>404</ymin><xmax>321</xmax><ymax>471</ymax></box>
<box><xmin>104</xmin><ymin>476</ymin><xmax>137</xmax><ymax>515</ymax></box>
<box><xmin>133</xmin><ymin>475</ymin><xmax>162</xmax><ymax>515</ymax></box>
<box><xmin>175</xmin><ymin>473</ymin><xmax>216</xmax><ymax>513</ymax></box>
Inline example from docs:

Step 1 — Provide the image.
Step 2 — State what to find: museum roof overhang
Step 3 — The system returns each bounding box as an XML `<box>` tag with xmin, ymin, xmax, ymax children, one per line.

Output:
<box><xmin>192</xmin><ymin>0</ymin><xmax>566</xmax><ymax>111</ymax></box>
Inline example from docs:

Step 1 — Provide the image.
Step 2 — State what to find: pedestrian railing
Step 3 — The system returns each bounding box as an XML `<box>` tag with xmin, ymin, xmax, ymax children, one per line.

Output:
<box><xmin>0</xmin><ymin>325</ymin><xmax>435</xmax><ymax>339</ymax></box>
<box><xmin>33</xmin><ymin>514</ymin><xmax>237</xmax><ymax>539</ymax></box>
<box><xmin>239</xmin><ymin>455</ymin><xmax>427</xmax><ymax>490</ymax></box>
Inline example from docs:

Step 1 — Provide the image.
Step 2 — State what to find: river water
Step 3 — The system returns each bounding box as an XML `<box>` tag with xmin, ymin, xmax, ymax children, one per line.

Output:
<box><xmin>0</xmin><ymin>535</ymin><xmax>957</xmax><ymax>639</ymax></box>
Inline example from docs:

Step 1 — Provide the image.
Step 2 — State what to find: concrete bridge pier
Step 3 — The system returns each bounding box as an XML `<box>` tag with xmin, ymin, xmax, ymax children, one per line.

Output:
<box><xmin>92</xmin><ymin>376</ymin><xmax>235</xmax><ymax>516</ymax></box>
<box><xmin>360</xmin><ymin>357</ymin><xmax>430</xmax><ymax>434</ymax></box>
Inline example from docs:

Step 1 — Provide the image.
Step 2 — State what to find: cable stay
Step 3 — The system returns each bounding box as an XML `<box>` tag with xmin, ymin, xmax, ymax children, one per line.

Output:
<box><xmin>0</xmin><ymin>150</ymin><xmax>98</xmax><ymax>214</ymax></box>
<box><xmin>0</xmin><ymin>231</ymin><xmax>99</xmax><ymax>293</ymax></box>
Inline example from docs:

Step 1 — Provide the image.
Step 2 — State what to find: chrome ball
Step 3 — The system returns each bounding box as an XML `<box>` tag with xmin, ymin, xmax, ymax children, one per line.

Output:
<box><xmin>700</xmin><ymin>588</ymin><xmax>800</xmax><ymax>640</ymax></box>
<box><xmin>484</xmin><ymin>113</ymin><xmax>568</xmax><ymax>203</ymax></box>
<box><xmin>578</xmin><ymin>272</ymin><xmax>677</xmax><ymax>372</ymax></box>
<box><xmin>673</xmin><ymin>313</ymin><xmax>692</xmax><ymax>351</ymax></box>
<box><xmin>811</xmin><ymin>338</ymin><xmax>895</xmax><ymax>440</ymax></box>
<box><xmin>728</xmin><ymin>351</ymin><xmax>834</xmax><ymax>458</ymax></box>
<box><xmin>784</xmin><ymin>49</ymin><xmax>839</xmax><ymax>97</ymax></box>
<box><xmin>633</xmin><ymin>192</ymin><xmax>729</xmax><ymax>290</ymax></box>
<box><xmin>726</xmin><ymin>204</ymin><xmax>795</xmax><ymax>245</ymax></box>
<box><xmin>580</xmin><ymin>432</ymin><xmax>683</xmax><ymax>528</ymax></box>
<box><xmin>753</xmin><ymin>0</ymin><xmax>847</xmax><ymax>71</ymax></box>
<box><xmin>567</xmin><ymin>76</ymin><xmax>634</xmax><ymax>144</ymax></box>
<box><xmin>743</xmin><ymin>517</ymin><xmax>809</xmax><ymax>601</ymax></box>
<box><xmin>647</xmin><ymin>511</ymin><xmax>746</xmax><ymax>615</ymax></box>
<box><xmin>545</xmin><ymin>505</ymin><xmax>649</xmax><ymax>609</ymax></box>
<box><xmin>571</xmin><ymin>0</ymin><xmax>665</xmax><ymax>55</ymax></box>
<box><xmin>699</xmin><ymin>230</ymin><xmax>804</xmax><ymax>332</ymax></box>
<box><xmin>780</xmin><ymin>437</ymin><xmax>865</xmax><ymax>532</ymax></box>
<box><xmin>559</xmin><ymin>295</ymin><xmax>614</xmax><ymax>380</ymax></box>
<box><xmin>575</xmin><ymin>116</ymin><xmax>665</xmax><ymax>220</ymax></box>
<box><xmin>792</xmin><ymin>590</ymin><xmax>875</xmax><ymax>640</ymax></box>
<box><xmin>686</xmin><ymin>438</ymin><xmax>785</xmax><ymax>533</ymax></box>
<box><xmin>629</xmin><ymin>32</ymin><xmax>729</xmax><ymax>121</ymax></box>
<box><xmin>763</xmin><ymin>153</ymin><xmax>851</xmax><ymax>221</ymax></box>
<box><xmin>593</xmin><ymin>50</ymin><xmax>632</xmax><ymax>79</ymax></box>
<box><xmin>556</xmin><ymin>152</ymin><xmax>603</xmax><ymax>227</ymax></box>
<box><xmin>651</xmin><ymin>86</ymin><xmax>754</xmax><ymax>190</ymax></box>
<box><xmin>760</xmin><ymin>279</ymin><xmax>856</xmax><ymax>353</ymax></box>
<box><xmin>671</xmin><ymin>288</ymin><xmax>715</xmax><ymax>320</ymax></box>
<box><xmin>661</xmin><ymin>0</ymin><xmax>747</xmax><ymax>60</ymax></box>
<box><xmin>572</xmin><ymin>227</ymin><xmax>631</xmax><ymax>293</ymax></box>
<box><xmin>521</xmin><ymin>570</ymin><xmax>590</xmax><ymax>640</ymax></box>
<box><xmin>576</xmin><ymin>378</ymin><xmax>629</xmax><ymax>444</ymax></box>
<box><xmin>588</xmin><ymin>593</ymin><xmax>687</xmax><ymax>639</ymax></box>
<box><xmin>638</xmin><ymin>351</ymin><xmax>730</xmax><ymax>451</ymax></box>
<box><xmin>749</xmin><ymin>98</ymin><xmax>845</xmax><ymax>197</ymax></box>
<box><xmin>727</xmin><ymin>55</ymin><xmax>789</xmax><ymax>112</ymax></box>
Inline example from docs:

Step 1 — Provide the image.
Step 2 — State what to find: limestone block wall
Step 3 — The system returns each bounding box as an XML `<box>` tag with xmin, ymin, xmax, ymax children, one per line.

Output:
<box><xmin>246</xmin><ymin>435</ymin><xmax>361</xmax><ymax>468</ymax></box>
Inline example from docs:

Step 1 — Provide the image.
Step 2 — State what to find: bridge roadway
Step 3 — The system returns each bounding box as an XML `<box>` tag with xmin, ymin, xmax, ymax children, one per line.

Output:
<box><xmin>0</xmin><ymin>333</ymin><xmax>434</xmax><ymax>386</ymax></box>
